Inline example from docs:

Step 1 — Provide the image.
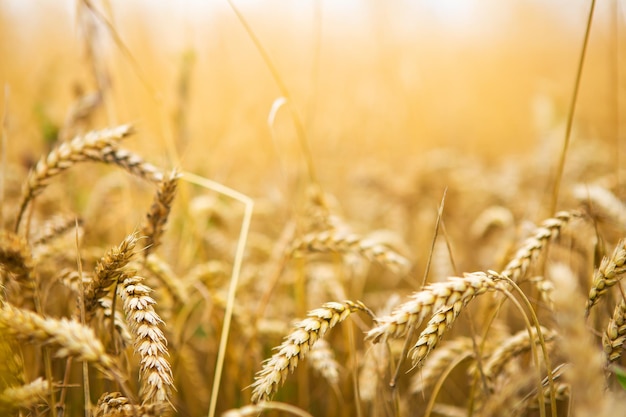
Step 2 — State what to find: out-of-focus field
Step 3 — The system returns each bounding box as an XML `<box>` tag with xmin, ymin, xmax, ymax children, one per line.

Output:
<box><xmin>1</xmin><ymin>1</ymin><xmax>622</xmax><ymax>194</ymax></box>
<box><xmin>1</xmin><ymin>2</ymin><xmax>626</xmax><ymax>417</ymax></box>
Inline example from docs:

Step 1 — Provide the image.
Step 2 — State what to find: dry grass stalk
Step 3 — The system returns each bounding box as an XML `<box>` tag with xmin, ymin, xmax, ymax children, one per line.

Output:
<box><xmin>141</xmin><ymin>170</ymin><xmax>180</xmax><ymax>257</ymax></box>
<box><xmin>289</xmin><ymin>230</ymin><xmax>411</xmax><ymax>273</ymax></box>
<box><xmin>15</xmin><ymin>124</ymin><xmax>134</xmax><ymax>231</ymax></box>
<box><xmin>84</xmin><ymin>232</ymin><xmax>139</xmax><ymax>321</ymax></box>
<box><xmin>586</xmin><ymin>239</ymin><xmax>626</xmax><ymax>315</ymax></box>
<box><xmin>250</xmin><ymin>300</ymin><xmax>367</xmax><ymax>403</ymax></box>
<box><xmin>0</xmin><ymin>377</ymin><xmax>51</xmax><ymax>412</ymax></box>
<box><xmin>602</xmin><ymin>299</ymin><xmax>626</xmax><ymax>363</ymax></box>
<box><xmin>410</xmin><ymin>337</ymin><xmax>473</xmax><ymax>394</ymax></box>
<box><xmin>95</xmin><ymin>392</ymin><xmax>168</xmax><ymax>417</ymax></box>
<box><xmin>483</xmin><ymin>327</ymin><xmax>555</xmax><ymax>384</ymax></box>
<box><xmin>0</xmin><ymin>302</ymin><xmax>119</xmax><ymax>376</ymax></box>
<box><xmin>366</xmin><ymin>271</ymin><xmax>501</xmax><ymax>344</ymax></box>
<box><xmin>500</xmin><ymin>211</ymin><xmax>576</xmax><ymax>283</ymax></box>
<box><xmin>118</xmin><ymin>274</ymin><xmax>173</xmax><ymax>405</ymax></box>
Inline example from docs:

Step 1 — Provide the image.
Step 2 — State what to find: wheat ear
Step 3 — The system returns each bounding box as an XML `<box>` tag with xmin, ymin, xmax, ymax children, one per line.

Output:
<box><xmin>96</xmin><ymin>147</ymin><xmax>164</xmax><ymax>183</ymax></box>
<box><xmin>410</xmin><ymin>337</ymin><xmax>474</xmax><ymax>394</ymax></box>
<box><xmin>500</xmin><ymin>211</ymin><xmax>576</xmax><ymax>283</ymax></box>
<box><xmin>95</xmin><ymin>392</ymin><xmax>168</xmax><ymax>417</ymax></box>
<box><xmin>409</xmin><ymin>272</ymin><xmax>503</xmax><ymax>369</ymax></box>
<box><xmin>0</xmin><ymin>231</ymin><xmax>36</xmax><ymax>296</ymax></box>
<box><xmin>290</xmin><ymin>230</ymin><xmax>411</xmax><ymax>273</ymax></box>
<box><xmin>0</xmin><ymin>302</ymin><xmax>120</xmax><ymax>378</ymax></box>
<box><xmin>250</xmin><ymin>300</ymin><xmax>367</xmax><ymax>403</ymax></box>
<box><xmin>572</xmin><ymin>184</ymin><xmax>626</xmax><ymax>227</ymax></box>
<box><xmin>118</xmin><ymin>274</ymin><xmax>173</xmax><ymax>405</ymax></box>
<box><xmin>84</xmin><ymin>232</ymin><xmax>138</xmax><ymax>321</ymax></box>
<box><xmin>366</xmin><ymin>272</ymin><xmax>500</xmax><ymax>344</ymax></box>
<box><xmin>15</xmin><ymin>124</ymin><xmax>134</xmax><ymax>231</ymax></box>
<box><xmin>586</xmin><ymin>239</ymin><xmax>626</xmax><ymax>315</ymax></box>
<box><xmin>602</xmin><ymin>300</ymin><xmax>626</xmax><ymax>363</ymax></box>
<box><xmin>483</xmin><ymin>327</ymin><xmax>556</xmax><ymax>384</ymax></box>
<box><xmin>141</xmin><ymin>170</ymin><xmax>180</xmax><ymax>257</ymax></box>
<box><xmin>0</xmin><ymin>377</ymin><xmax>51</xmax><ymax>413</ymax></box>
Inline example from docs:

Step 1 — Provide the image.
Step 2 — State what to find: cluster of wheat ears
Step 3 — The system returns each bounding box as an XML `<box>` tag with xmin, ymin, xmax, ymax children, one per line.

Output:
<box><xmin>0</xmin><ymin>117</ymin><xmax>625</xmax><ymax>417</ymax></box>
<box><xmin>2</xmin><ymin>2</ymin><xmax>626</xmax><ymax>417</ymax></box>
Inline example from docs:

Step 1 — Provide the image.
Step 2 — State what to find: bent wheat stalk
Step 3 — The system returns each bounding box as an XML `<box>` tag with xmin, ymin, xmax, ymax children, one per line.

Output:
<box><xmin>15</xmin><ymin>124</ymin><xmax>134</xmax><ymax>232</ymax></box>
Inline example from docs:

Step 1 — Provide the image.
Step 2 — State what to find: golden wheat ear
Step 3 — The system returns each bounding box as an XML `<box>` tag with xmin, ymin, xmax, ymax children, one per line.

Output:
<box><xmin>0</xmin><ymin>302</ymin><xmax>122</xmax><ymax>380</ymax></box>
<box><xmin>141</xmin><ymin>169</ymin><xmax>180</xmax><ymax>257</ymax></box>
<box><xmin>15</xmin><ymin>124</ymin><xmax>134</xmax><ymax>232</ymax></box>
<box><xmin>118</xmin><ymin>274</ymin><xmax>173</xmax><ymax>406</ymax></box>
<box><xmin>250</xmin><ymin>300</ymin><xmax>369</xmax><ymax>403</ymax></box>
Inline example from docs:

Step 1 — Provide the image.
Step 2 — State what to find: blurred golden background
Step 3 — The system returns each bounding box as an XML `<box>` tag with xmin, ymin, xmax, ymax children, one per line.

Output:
<box><xmin>0</xmin><ymin>0</ymin><xmax>623</xmax><ymax>195</ymax></box>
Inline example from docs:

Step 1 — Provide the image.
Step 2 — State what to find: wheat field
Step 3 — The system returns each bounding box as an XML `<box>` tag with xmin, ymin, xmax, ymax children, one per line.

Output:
<box><xmin>1</xmin><ymin>1</ymin><xmax>625</xmax><ymax>417</ymax></box>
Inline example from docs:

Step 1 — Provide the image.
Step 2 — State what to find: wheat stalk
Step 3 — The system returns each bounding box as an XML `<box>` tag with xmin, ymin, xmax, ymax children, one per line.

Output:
<box><xmin>15</xmin><ymin>124</ymin><xmax>134</xmax><ymax>231</ymax></box>
<box><xmin>118</xmin><ymin>274</ymin><xmax>173</xmax><ymax>405</ymax></box>
<box><xmin>250</xmin><ymin>300</ymin><xmax>367</xmax><ymax>403</ymax></box>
